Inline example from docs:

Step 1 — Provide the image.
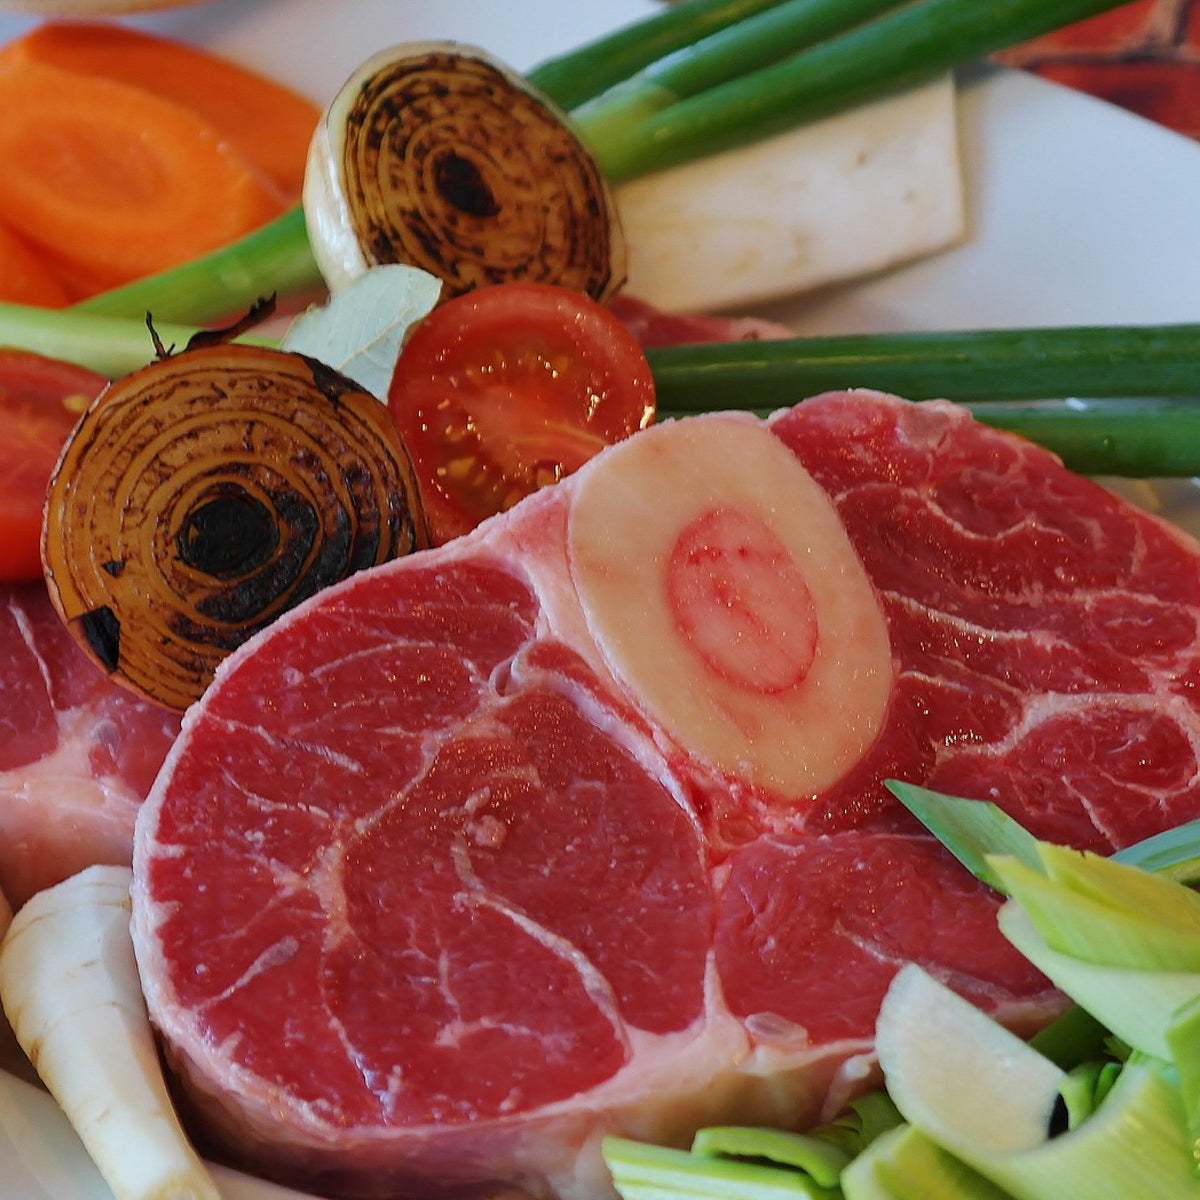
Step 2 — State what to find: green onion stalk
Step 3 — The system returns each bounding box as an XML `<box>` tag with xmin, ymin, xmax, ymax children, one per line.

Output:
<box><xmin>651</xmin><ymin>324</ymin><xmax>1200</xmax><ymax>477</ymax></box>
<box><xmin>70</xmin><ymin>0</ymin><xmax>1131</xmax><ymax>326</ymax></box>
<box><xmin>8</xmin><ymin>298</ymin><xmax>1200</xmax><ymax>478</ymax></box>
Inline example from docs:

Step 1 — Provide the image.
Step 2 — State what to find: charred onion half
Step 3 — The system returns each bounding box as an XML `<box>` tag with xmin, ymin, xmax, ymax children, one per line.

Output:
<box><xmin>42</xmin><ymin>342</ymin><xmax>429</xmax><ymax>712</ymax></box>
<box><xmin>304</xmin><ymin>42</ymin><xmax>626</xmax><ymax>303</ymax></box>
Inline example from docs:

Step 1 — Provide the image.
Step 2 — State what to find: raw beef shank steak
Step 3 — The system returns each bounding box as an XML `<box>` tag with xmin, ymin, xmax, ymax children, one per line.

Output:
<box><xmin>131</xmin><ymin>392</ymin><xmax>1200</xmax><ymax>1198</ymax></box>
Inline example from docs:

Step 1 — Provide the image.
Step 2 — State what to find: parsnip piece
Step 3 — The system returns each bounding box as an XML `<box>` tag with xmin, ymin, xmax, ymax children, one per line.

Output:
<box><xmin>568</xmin><ymin>413</ymin><xmax>892</xmax><ymax>797</ymax></box>
<box><xmin>0</xmin><ymin>1068</ymin><xmax>320</xmax><ymax>1199</ymax></box>
<box><xmin>615</xmin><ymin>77</ymin><xmax>964</xmax><ymax>314</ymax></box>
<box><xmin>0</xmin><ymin>865</ymin><xmax>219</xmax><ymax>1200</ymax></box>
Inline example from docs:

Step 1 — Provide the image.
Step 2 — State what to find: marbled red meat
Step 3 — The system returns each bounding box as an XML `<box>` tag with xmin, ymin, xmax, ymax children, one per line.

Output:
<box><xmin>610</xmin><ymin>293</ymin><xmax>793</xmax><ymax>347</ymax></box>
<box><xmin>0</xmin><ymin>580</ymin><xmax>179</xmax><ymax>908</ymax></box>
<box><xmin>132</xmin><ymin>392</ymin><xmax>1200</xmax><ymax>1199</ymax></box>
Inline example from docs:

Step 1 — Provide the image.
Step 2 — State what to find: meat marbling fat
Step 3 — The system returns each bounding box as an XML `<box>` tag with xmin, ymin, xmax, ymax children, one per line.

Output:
<box><xmin>131</xmin><ymin>392</ymin><xmax>1200</xmax><ymax>1198</ymax></box>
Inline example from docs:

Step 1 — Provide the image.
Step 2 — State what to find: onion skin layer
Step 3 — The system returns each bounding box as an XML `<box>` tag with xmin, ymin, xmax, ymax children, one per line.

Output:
<box><xmin>305</xmin><ymin>41</ymin><xmax>627</xmax><ymax>303</ymax></box>
<box><xmin>42</xmin><ymin>343</ymin><xmax>430</xmax><ymax>712</ymax></box>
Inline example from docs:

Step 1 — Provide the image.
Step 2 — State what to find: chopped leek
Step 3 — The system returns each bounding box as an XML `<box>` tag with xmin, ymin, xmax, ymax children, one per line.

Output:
<box><xmin>602</xmin><ymin>1136</ymin><xmax>837</xmax><ymax>1198</ymax></box>
<box><xmin>601</xmin><ymin>796</ymin><xmax>1200</xmax><ymax>1200</ymax></box>
<box><xmin>876</xmin><ymin>966</ymin><xmax>1066</xmax><ymax>1158</ymax></box>
<box><xmin>889</xmin><ymin>781</ymin><xmax>1200</xmax><ymax>890</ymax></box>
<box><xmin>603</xmin><ymin>1091</ymin><xmax>903</xmax><ymax>1199</ymax></box>
<box><xmin>875</xmin><ymin>966</ymin><xmax>1197</xmax><ymax>1200</ymax></box>
<box><xmin>840</xmin><ymin>1124</ymin><xmax>1012</xmax><ymax>1200</ymax></box>
<box><xmin>883</xmin><ymin>781</ymin><xmax>1041</xmax><ymax>892</ymax></box>
<box><xmin>996</xmin><ymin>893</ymin><xmax>1200</xmax><ymax>1062</ymax></box>
<box><xmin>1055</xmin><ymin>1060</ymin><xmax>1122</xmax><ymax>1133</ymax></box>
<box><xmin>988</xmin><ymin>850</ymin><xmax>1200</xmax><ymax>971</ymax></box>
<box><xmin>1165</xmin><ymin>992</ymin><xmax>1200</xmax><ymax>1172</ymax></box>
<box><xmin>1111</xmin><ymin>816</ymin><xmax>1200</xmax><ymax>884</ymax></box>
<box><xmin>1026</xmin><ymin>1005</ymin><xmax>1111</xmax><ymax>1072</ymax></box>
<box><xmin>690</xmin><ymin>1127</ymin><xmax>850</xmax><ymax>1185</ymax></box>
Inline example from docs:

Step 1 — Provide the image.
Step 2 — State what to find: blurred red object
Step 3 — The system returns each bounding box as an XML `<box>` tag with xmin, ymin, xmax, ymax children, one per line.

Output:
<box><xmin>997</xmin><ymin>0</ymin><xmax>1200</xmax><ymax>139</ymax></box>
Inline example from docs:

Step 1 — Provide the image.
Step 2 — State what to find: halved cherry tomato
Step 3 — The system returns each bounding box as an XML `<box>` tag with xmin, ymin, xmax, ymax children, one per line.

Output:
<box><xmin>387</xmin><ymin>282</ymin><xmax>655</xmax><ymax>545</ymax></box>
<box><xmin>0</xmin><ymin>349</ymin><xmax>107</xmax><ymax>581</ymax></box>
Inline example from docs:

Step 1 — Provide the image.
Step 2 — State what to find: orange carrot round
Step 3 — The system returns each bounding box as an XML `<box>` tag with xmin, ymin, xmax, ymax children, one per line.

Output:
<box><xmin>0</xmin><ymin>22</ymin><xmax>320</xmax><ymax>202</ymax></box>
<box><xmin>0</xmin><ymin>58</ymin><xmax>284</xmax><ymax>292</ymax></box>
<box><xmin>0</xmin><ymin>219</ymin><xmax>68</xmax><ymax>308</ymax></box>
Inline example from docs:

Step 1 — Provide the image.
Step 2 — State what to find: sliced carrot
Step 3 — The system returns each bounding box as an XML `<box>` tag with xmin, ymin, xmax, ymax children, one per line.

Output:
<box><xmin>0</xmin><ymin>219</ymin><xmax>69</xmax><ymax>308</ymax></box>
<box><xmin>0</xmin><ymin>21</ymin><xmax>320</xmax><ymax>201</ymax></box>
<box><xmin>0</xmin><ymin>58</ymin><xmax>285</xmax><ymax>293</ymax></box>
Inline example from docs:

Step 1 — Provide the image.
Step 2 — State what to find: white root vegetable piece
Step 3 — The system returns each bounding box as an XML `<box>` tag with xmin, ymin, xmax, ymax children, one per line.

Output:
<box><xmin>615</xmin><ymin>77</ymin><xmax>965</xmax><ymax>314</ymax></box>
<box><xmin>0</xmin><ymin>865</ymin><xmax>219</xmax><ymax>1200</ymax></box>
<box><xmin>568</xmin><ymin>413</ymin><xmax>892</xmax><ymax>797</ymax></box>
<box><xmin>875</xmin><ymin>964</ymin><xmax>1197</xmax><ymax>1200</ymax></box>
<box><xmin>0</xmin><ymin>1068</ymin><xmax>321</xmax><ymax>1200</ymax></box>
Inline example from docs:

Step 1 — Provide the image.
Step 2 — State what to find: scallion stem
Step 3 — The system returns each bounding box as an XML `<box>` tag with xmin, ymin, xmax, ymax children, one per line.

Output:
<box><xmin>653</xmin><ymin>320</ymin><xmax>1200</xmax><ymax>471</ymax></box>
<box><xmin>526</xmin><ymin>0</ymin><xmax>789</xmax><ymax>110</ymax></box>
<box><xmin>582</xmin><ymin>0</ymin><xmax>1131</xmax><ymax>180</ymax></box>
<box><xmin>569</xmin><ymin>0</ymin><xmax>909</xmax><ymax>151</ymax></box>
<box><xmin>0</xmin><ymin>302</ymin><xmax>272</xmax><ymax>378</ymax></box>
<box><xmin>15</xmin><ymin>297</ymin><xmax>1200</xmax><ymax>480</ymax></box>
<box><xmin>647</xmin><ymin>324</ymin><xmax>1200</xmax><ymax>408</ymax></box>
<box><xmin>73</xmin><ymin>207</ymin><xmax>320</xmax><ymax>326</ymax></box>
<box><xmin>964</xmin><ymin>399</ymin><xmax>1200</xmax><ymax>478</ymax></box>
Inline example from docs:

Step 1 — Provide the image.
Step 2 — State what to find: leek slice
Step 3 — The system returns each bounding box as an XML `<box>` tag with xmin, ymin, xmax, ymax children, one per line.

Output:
<box><xmin>602</xmin><ymin>1136</ymin><xmax>837</xmax><ymax>1198</ymax></box>
<box><xmin>1026</xmin><ymin>1004</ymin><xmax>1111</xmax><ymax>1071</ymax></box>
<box><xmin>888</xmin><ymin>781</ymin><xmax>1200</xmax><ymax>890</ymax></box>
<box><xmin>1055</xmin><ymin>1060</ymin><xmax>1122</xmax><ymax>1132</ymax></box>
<box><xmin>876</xmin><ymin>965</ymin><xmax>1197</xmax><ymax>1199</ymax></box>
<box><xmin>1032</xmin><ymin>841</ymin><xmax>1200</xmax><ymax>930</ymax></box>
<box><xmin>689</xmin><ymin>1127</ymin><xmax>850</xmax><ymax>1185</ymax></box>
<box><xmin>840</xmin><ymin>1125</ymin><xmax>1014</xmax><ymax>1200</ymax></box>
<box><xmin>1111</xmin><ymin>816</ymin><xmax>1200</xmax><ymax>884</ymax></box>
<box><xmin>876</xmin><ymin>965</ymin><xmax>1066</xmax><ymax>1157</ymax></box>
<box><xmin>884</xmin><ymin>781</ymin><xmax>1040</xmax><ymax>891</ymax></box>
<box><xmin>602</xmin><ymin>1091</ymin><xmax>904</xmax><ymax>1199</ymax></box>
<box><xmin>1165</xmin><ymin>993</ymin><xmax>1200</xmax><ymax>1174</ymax></box>
<box><xmin>989</xmin><ymin>853</ymin><xmax>1200</xmax><ymax>971</ymax></box>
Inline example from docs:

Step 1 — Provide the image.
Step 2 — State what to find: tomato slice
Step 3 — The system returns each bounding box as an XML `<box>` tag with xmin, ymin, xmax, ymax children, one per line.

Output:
<box><xmin>0</xmin><ymin>349</ymin><xmax>107</xmax><ymax>581</ymax></box>
<box><xmin>388</xmin><ymin>283</ymin><xmax>655</xmax><ymax>544</ymax></box>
